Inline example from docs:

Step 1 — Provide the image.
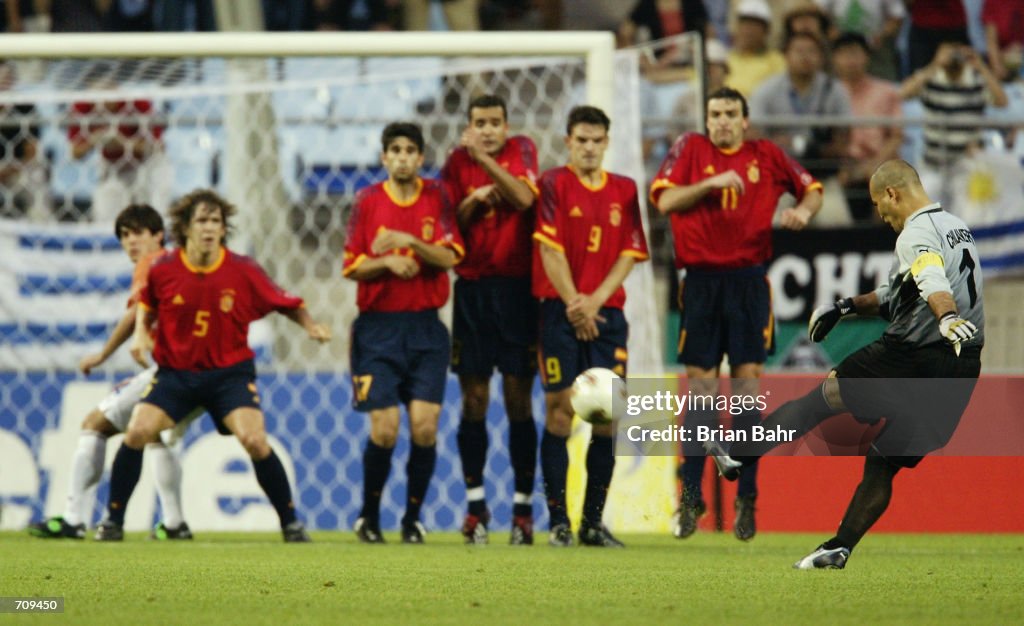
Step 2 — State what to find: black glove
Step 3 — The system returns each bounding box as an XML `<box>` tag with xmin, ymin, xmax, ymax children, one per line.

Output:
<box><xmin>808</xmin><ymin>297</ymin><xmax>855</xmax><ymax>342</ymax></box>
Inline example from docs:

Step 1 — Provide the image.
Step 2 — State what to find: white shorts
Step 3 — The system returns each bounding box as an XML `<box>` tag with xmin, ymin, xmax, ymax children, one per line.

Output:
<box><xmin>96</xmin><ymin>366</ymin><xmax>200</xmax><ymax>446</ymax></box>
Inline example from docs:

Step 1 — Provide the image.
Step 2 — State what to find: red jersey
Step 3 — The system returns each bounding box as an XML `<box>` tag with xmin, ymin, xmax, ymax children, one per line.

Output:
<box><xmin>532</xmin><ymin>166</ymin><xmax>649</xmax><ymax>309</ymax></box>
<box><xmin>342</xmin><ymin>178</ymin><xmax>465</xmax><ymax>313</ymax></box>
<box><xmin>650</xmin><ymin>133</ymin><xmax>821</xmax><ymax>270</ymax></box>
<box><xmin>127</xmin><ymin>249</ymin><xmax>161</xmax><ymax>309</ymax></box>
<box><xmin>140</xmin><ymin>248</ymin><xmax>304</xmax><ymax>370</ymax></box>
<box><xmin>441</xmin><ymin>135</ymin><xmax>539</xmax><ymax>279</ymax></box>
<box><xmin>67</xmin><ymin>100</ymin><xmax>164</xmax><ymax>163</ymax></box>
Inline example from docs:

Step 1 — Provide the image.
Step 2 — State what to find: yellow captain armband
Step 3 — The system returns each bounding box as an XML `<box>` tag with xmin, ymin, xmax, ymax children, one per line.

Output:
<box><xmin>910</xmin><ymin>251</ymin><xmax>943</xmax><ymax>276</ymax></box>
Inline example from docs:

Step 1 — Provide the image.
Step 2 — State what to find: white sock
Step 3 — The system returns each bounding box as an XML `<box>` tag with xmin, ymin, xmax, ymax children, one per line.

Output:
<box><xmin>63</xmin><ymin>431</ymin><xmax>107</xmax><ymax>526</ymax></box>
<box><xmin>148</xmin><ymin>441</ymin><xmax>184</xmax><ymax>528</ymax></box>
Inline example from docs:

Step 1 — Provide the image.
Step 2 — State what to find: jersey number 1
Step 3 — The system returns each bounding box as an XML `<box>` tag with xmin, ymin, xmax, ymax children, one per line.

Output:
<box><xmin>959</xmin><ymin>250</ymin><xmax>978</xmax><ymax>308</ymax></box>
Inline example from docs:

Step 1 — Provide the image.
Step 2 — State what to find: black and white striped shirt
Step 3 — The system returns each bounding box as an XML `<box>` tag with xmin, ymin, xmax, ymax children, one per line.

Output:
<box><xmin>920</xmin><ymin>68</ymin><xmax>987</xmax><ymax>166</ymax></box>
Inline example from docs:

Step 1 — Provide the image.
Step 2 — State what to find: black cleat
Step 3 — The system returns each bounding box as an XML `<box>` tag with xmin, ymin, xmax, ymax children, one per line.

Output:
<box><xmin>94</xmin><ymin>520</ymin><xmax>124</xmax><ymax>542</ymax></box>
<box><xmin>794</xmin><ymin>544</ymin><xmax>850</xmax><ymax>570</ymax></box>
<box><xmin>510</xmin><ymin>515</ymin><xmax>534</xmax><ymax>546</ymax></box>
<box><xmin>151</xmin><ymin>522</ymin><xmax>194</xmax><ymax>540</ymax></box>
<box><xmin>282</xmin><ymin>521</ymin><xmax>311</xmax><ymax>543</ymax></box>
<box><xmin>734</xmin><ymin>495</ymin><xmax>757</xmax><ymax>541</ymax></box>
<box><xmin>401</xmin><ymin>520</ymin><xmax>427</xmax><ymax>544</ymax></box>
<box><xmin>461</xmin><ymin>512</ymin><xmax>489</xmax><ymax>545</ymax></box>
<box><xmin>578</xmin><ymin>519</ymin><xmax>625</xmax><ymax>548</ymax></box>
<box><xmin>28</xmin><ymin>516</ymin><xmax>85</xmax><ymax>539</ymax></box>
<box><xmin>354</xmin><ymin>517</ymin><xmax>385</xmax><ymax>544</ymax></box>
<box><xmin>548</xmin><ymin>523</ymin><xmax>574</xmax><ymax>547</ymax></box>
<box><xmin>703</xmin><ymin>440</ymin><xmax>742</xmax><ymax>481</ymax></box>
<box><xmin>671</xmin><ymin>501</ymin><xmax>706</xmax><ymax>539</ymax></box>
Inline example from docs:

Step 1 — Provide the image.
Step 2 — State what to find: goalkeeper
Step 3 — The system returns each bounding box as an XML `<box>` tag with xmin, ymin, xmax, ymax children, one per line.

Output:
<box><xmin>706</xmin><ymin>159</ymin><xmax>984</xmax><ymax>569</ymax></box>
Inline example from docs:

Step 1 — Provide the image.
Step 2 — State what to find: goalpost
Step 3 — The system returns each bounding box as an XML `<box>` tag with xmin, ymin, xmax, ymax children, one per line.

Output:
<box><xmin>0</xmin><ymin>31</ymin><xmax>685</xmax><ymax>532</ymax></box>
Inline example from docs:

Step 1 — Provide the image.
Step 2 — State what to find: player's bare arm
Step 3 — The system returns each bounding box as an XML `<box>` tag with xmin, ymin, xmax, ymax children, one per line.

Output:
<box><xmin>538</xmin><ymin>243</ymin><xmax>598</xmax><ymax>341</ymax></box>
<box><xmin>462</xmin><ymin>129</ymin><xmax>535</xmax><ymax>211</ymax></box>
<box><xmin>282</xmin><ymin>307</ymin><xmax>332</xmax><ymax>343</ymax></box>
<box><xmin>371</xmin><ymin>228</ymin><xmax>456</xmax><ymax>270</ymax></box>
<box><xmin>566</xmin><ymin>256</ymin><xmax>635</xmax><ymax>332</ymax></box>
<box><xmin>80</xmin><ymin>305</ymin><xmax>137</xmax><ymax>374</ymax></box>
<box><xmin>779</xmin><ymin>187</ymin><xmax>824</xmax><ymax>230</ymax></box>
<box><xmin>347</xmin><ymin>254</ymin><xmax>420</xmax><ymax>281</ymax></box>
<box><xmin>129</xmin><ymin>305</ymin><xmax>156</xmax><ymax>367</ymax></box>
<box><xmin>456</xmin><ymin>184</ymin><xmax>497</xmax><ymax>227</ymax></box>
<box><xmin>656</xmin><ymin>170</ymin><xmax>746</xmax><ymax>214</ymax></box>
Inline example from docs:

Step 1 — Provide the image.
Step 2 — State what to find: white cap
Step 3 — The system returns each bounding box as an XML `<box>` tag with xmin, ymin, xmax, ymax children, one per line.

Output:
<box><xmin>736</xmin><ymin>0</ymin><xmax>772</xmax><ymax>24</ymax></box>
<box><xmin>706</xmin><ymin>39</ymin><xmax>729</xmax><ymax>65</ymax></box>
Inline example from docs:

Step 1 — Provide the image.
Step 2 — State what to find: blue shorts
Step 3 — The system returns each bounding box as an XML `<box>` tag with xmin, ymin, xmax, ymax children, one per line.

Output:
<box><xmin>452</xmin><ymin>276</ymin><xmax>538</xmax><ymax>378</ymax></box>
<box><xmin>350</xmin><ymin>309</ymin><xmax>450</xmax><ymax>411</ymax></box>
<box><xmin>677</xmin><ymin>266</ymin><xmax>775</xmax><ymax>369</ymax></box>
<box><xmin>141</xmin><ymin>359</ymin><xmax>260</xmax><ymax>436</ymax></box>
<box><xmin>538</xmin><ymin>299</ymin><xmax>628</xmax><ymax>393</ymax></box>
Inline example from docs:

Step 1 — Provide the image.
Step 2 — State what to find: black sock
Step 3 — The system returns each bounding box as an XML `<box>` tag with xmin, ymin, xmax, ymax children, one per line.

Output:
<box><xmin>540</xmin><ymin>428</ymin><xmax>569</xmax><ymax>527</ymax></box>
<box><xmin>457</xmin><ymin>419</ymin><xmax>488</xmax><ymax>516</ymax></box>
<box><xmin>582</xmin><ymin>435</ymin><xmax>615</xmax><ymax>524</ymax></box>
<box><xmin>360</xmin><ymin>439</ymin><xmax>394</xmax><ymax>524</ymax></box>
<box><xmin>509</xmin><ymin>418</ymin><xmax>538</xmax><ymax>517</ymax></box>
<box><xmin>833</xmin><ymin>455</ymin><xmax>901</xmax><ymax>549</ymax></box>
<box><xmin>107</xmin><ymin>443</ymin><xmax>144</xmax><ymax>526</ymax></box>
<box><xmin>253</xmin><ymin>450</ymin><xmax>297</xmax><ymax>528</ymax></box>
<box><xmin>733</xmin><ymin>410</ymin><xmax>761</xmax><ymax>499</ymax></box>
<box><xmin>731</xmin><ymin>382</ymin><xmax>839</xmax><ymax>461</ymax></box>
<box><xmin>680</xmin><ymin>408</ymin><xmax>716</xmax><ymax>506</ymax></box>
<box><xmin>403</xmin><ymin>443</ymin><xmax>436</xmax><ymax>526</ymax></box>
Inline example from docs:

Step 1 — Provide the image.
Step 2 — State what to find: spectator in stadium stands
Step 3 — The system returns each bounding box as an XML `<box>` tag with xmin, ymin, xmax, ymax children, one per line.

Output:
<box><xmin>650</xmin><ymin>86</ymin><xmax>823</xmax><ymax>543</ymax></box>
<box><xmin>782</xmin><ymin>1</ymin><xmax>830</xmax><ymax>44</ymax></box>
<box><xmin>534</xmin><ymin>105</ymin><xmax>649</xmax><ymax>548</ymax></box>
<box><xmin>818</xmin><ymin>0</ymin><xmax>905</xmax><ymax>81</ymax></box>
<box><xmin>102</xmin><ymin>0</ymin><xmax>154</xmax><ymax>31</ymax></box>
<box><xmin>900</xmin><ymin>41</ymin><xmax>1007</xmax><ymax>201</ymax></box>
<box><xmin>404</xmin><ymin>0</ymin><xmax>479</xmax><ymax>30</ymax></box>
<box><xmin>45</xmin><ymin>0</ymin><xmax>108</xmax><ymax>33</ymax></box>
<box><xmin>833</xmin><ymin>32</ymin><xmax>903</xmax><ymax>222</ymax></box>
<box><xmin>727</xmin><ymin>0</ymin><xmax>785</xmax><ymax>98</ymax></box>
<box><xmin>99</xmin><ymin>189</ymin><xmax>331</xmax><ymax>543</ymax></box>
<box><xmin>708</xmin><ymin>159</ymin><xmax>984</xmax><ymax>570</ymax></box>
<box><xmin>617</xmin><ymin>0</ymin><xmax>712</xmax><ymax>81</ymax></box>
<box><xmin>67</xmin><ymin>75</ymin><xmax>170</xmax><ymax>223</ymax></box>
<box><xmin>0</xmin><ymin>62</ymin><xmax>43</xmax><ymax>220</ymax></box>
<box><xmin>312</xmin><ymin>0</ymin><xmax>395</xmax><ymax>31</ymax></box>
<box><xmin>750</xmin><ymin>30</ymin><xmax>853</xmax><ymax>225</ymax></box>
<box><xmin>672</xmin><ymin>38</ymin><xmax>731</xmax><ymax>133</ymax></box>
<box><xmin>906</xmin><ymin>0</ymin><xmax>970</xmax><ymax>75</ymax></box>
<box><xmin>343</xmin><ymin>122</ymin><xmax>464</xmax><ymax>545</ymax></box>
<box><xmin>981</xmin><ymin>0</ymin><xmax>1024</xmax><ymax>82</ymax></box>
<box><xmin>441</xmin><ymin>94</ymin><xmax>539</xmax><ymax>546</ymax></box>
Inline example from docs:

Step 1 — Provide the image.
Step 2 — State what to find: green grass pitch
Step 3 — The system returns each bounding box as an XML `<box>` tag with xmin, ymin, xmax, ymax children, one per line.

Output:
<box><xmin>3</xmin><ymin>531</ymin><xmax>1022</xmax><ymax>625</ymax></box>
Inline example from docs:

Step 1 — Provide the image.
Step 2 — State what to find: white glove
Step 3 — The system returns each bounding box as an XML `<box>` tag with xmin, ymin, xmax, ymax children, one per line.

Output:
<box><xmin>939</xmin><ymin>313</ymin><xmax>978</xmax><ymax>345</ymax></box>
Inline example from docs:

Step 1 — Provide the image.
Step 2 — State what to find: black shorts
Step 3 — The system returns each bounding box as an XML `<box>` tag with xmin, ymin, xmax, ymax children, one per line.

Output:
<box><xmin>538</xmin><ymin>299</ymin><xmax>628</xmax><ymax>393</ymax></box>
<box><xmin>141</xmin><ymin>359</ymin><xmax>260</xmax><ymax>436</ymax></box>
<box><xmin>452</xmin><ymin>276</ymin><xmax>538</xmax><ymax>378</ymax></box>
<box><xmin>835</xmin><ymin>338</ymin><xmax>982</xmax><ymax>467</ymax></box>
<box><xmin>350</xmin><ymin>309</ymin><xmax>450</xmax><ymax>411</ymax></box>
<box><xmin>677</xmin><ymin>266</ymin><xmax>774</xmax><ymax>369</ymax></box>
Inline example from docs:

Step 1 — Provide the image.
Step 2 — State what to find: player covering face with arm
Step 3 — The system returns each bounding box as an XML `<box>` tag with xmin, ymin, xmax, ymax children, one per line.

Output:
<box><xmin>440</xmin><ymin>95</ymin><xmax>542</xmax><ymax>545</ymax></box>
<box><xmin>98</xmin><ymin>190</ymin><xmax>330</xmax><ymax>543</ymax></box>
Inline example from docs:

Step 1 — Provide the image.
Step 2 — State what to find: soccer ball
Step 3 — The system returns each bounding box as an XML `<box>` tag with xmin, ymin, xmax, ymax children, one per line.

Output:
<box><xmin>571</xmin><ymin>367</ymin><xmax>626</xmax><ymax>425</ymax></box>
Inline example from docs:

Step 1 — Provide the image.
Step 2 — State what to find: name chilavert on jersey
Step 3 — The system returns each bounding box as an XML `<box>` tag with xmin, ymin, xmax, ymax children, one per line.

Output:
<box><xmin>945</xmin><ymin>228</ymin><xmax>974</xmax><ymax>247</ymax></box>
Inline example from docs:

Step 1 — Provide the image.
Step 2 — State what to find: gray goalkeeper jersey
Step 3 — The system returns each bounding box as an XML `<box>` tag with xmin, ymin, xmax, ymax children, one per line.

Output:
<box><xmin>874</xmin><ymin>203</ymin><xmax>985</xmax><ymax>348</ymax></box>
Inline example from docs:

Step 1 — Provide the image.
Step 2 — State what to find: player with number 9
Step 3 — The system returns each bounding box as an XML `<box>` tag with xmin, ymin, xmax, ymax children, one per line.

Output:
<box><xmin>532</xmin><ymin>105</ymin><xmax>649</xmax><ymax>548</ymax></box>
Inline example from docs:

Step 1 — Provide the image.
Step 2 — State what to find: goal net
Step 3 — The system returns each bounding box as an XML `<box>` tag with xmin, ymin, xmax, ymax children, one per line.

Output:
<box><xmin>0</xmin><ymin>32</ymin><xmax>697</xmax><ymax>533</ymax></box>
